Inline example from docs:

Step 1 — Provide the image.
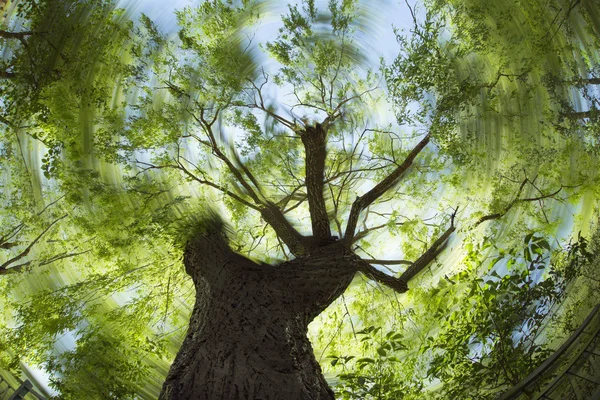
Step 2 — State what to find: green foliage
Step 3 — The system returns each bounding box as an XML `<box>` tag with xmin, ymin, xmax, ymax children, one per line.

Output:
<box><xmin>330</xmin><ymin>327</ymin><xmax>420</xmax><ymax>399</ymax></box>
<box><xmin>46</xmin><ymin>327</ymin><xmax>150</xmax><ymax>400</ymax></box>
<box><xmin>426</xmin><ymin>0</ymin><xmax>600</xmax><ymax>148</ymax></box>
<box><xmin>266</xmin><ymin>0</ymin><xmax>375</xmax><ymax>119</ymax></box>
<box><xmin>322</xmin><ymin>231</ymin><xmax>595</xmax><ymax>399</ymax></box>
<box><xmin>0</xmin><ymin>0</ymin><xmax>599</xmax><ymax>398</ymax></box>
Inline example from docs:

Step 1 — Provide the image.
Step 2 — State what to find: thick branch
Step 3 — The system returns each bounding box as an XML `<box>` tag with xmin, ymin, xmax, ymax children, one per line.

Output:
<box><xmin>0</xmin><ymin>30</ymin><xmax>35</xmax><ymax>81</ymax></box>
<box><xmin>356</xmin><ymin>210</ymin><xmax>457</xmax><ymax>293</ymax></box>
<box><xmin>355</xmin><ymin>260</ymin><xmax>408</xmax><ymax>293</ymax></box>
<box><xmin>0</xmin><ymin>69</ymin><xmax>16</xmax><ymax>79</ymax></box>
<box><xmin>564</xmin><ymin>77</ymin><xmax>600</xmax><ymax>86</ymax></box>
<box><xmin>177</xmin><ymin>162</ymin><xmax>260</xmax><ymax>211</ymax></box>
<box><xmin>177</xmin><ymin>85</ymin><xmax>309</xmax><ymax>257</ymax></box>
<box><xmin>138</xmin><ymin>159</ymin><xmax>308</xmax><ymax>257</ymax></box>
<box><xmin>211</xmin><ymin>149</ymin><xmax>308</xmax><ymax>255</ymax></box>
<box><xmin>301</xmin><ymin>124</ymin><xmax>331</xmax><ymax>239</ymax></box>
<box><xmin>356</xmin><ymin>179</ymin><xmax>565</xmax><ymax>292</ymax></box>
<box><xmin>399</xmin><ymin>224</ymin><xmax>455</xmax><ymax>282</ymax></box>
<box><xmin>362</xmin><ymin>259</ymin><xmax>412</xmax><ymax>265</ymax></box>
<box><xmin>562</xmin><ymin>110</ymin><xmax>597</xmax><ymax>120</ymax></box>
<box><xmin>259</xmin><ymin>203</ymin><xmax>307</xmax><ymax>257</ymax></box>
<box><xmin>193</xmin><ymin>107</ymin><xmax>307</xmax><ymax>254</ymax></box>
<box><xmin>193</xmin><ymin>110</ymin><xmax>268</xmax><ymax>207</ymax></box>
<box><xmin>0</xmin><ymin>249</ymin><xmax>91</xmax><ymax>275</ymax></box>
<box><xmin>0</xmin><ymin>223</ymin><xmax>25</xmax><ymax>249</ymax></box>
<box><xmin>344</xmin><ymin>134</ymin><xmax>431</xmax><ymax>241</ymax></box>
<box><xmin>199</xmin><ymin>120</ymin><xmax>309</xmax><ymax>255</ymax></box>
<box><xmin>581</xmin><ymin>77</ymin><xmax>600</xmax><ymax>85</ymax></box>
<box><xmin>0</xmin><ymin>114</ymin><xmax>13</xmax><ymax>126</ymax></box>
<box><xmin>275</xmin><ymin>187</ymin><xmax>306</xmax><ymax>209</ymax></box>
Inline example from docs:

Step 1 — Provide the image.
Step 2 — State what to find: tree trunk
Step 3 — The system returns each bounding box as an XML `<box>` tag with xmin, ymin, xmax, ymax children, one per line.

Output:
<box><xmin>159</xmin><ymin>230</ymin><xmax>356</xmax><ymax>400</ymax></box>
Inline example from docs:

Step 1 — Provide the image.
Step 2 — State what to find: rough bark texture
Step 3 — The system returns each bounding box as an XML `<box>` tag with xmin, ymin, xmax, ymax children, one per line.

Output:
<box><xmin>160</xmin><ymin>230</ymin><xmax>356</xmax><ymax>400</ymax></box>
<box><xmin>301</xmin><ymin>124</ymin><xmax>331</xmax><ymax>240</ymax></box>
<box><xmin>259</xmin><ymin>202</ymin><xmax>307</xmax><ymax>257</ymax></box>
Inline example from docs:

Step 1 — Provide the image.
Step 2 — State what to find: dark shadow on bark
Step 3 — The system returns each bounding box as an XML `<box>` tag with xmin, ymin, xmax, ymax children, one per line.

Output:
<box><xmin>160</xmin><ymin>217</ymin><xmax>357</xmax><ymax>400</ymax></box>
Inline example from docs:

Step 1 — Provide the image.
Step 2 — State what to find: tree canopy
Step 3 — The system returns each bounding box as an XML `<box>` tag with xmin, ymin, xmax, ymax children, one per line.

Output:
<box><xmin>0</xmin><ymin>0</ymin><xmax>599</xmax><ymax>398</ymax></box>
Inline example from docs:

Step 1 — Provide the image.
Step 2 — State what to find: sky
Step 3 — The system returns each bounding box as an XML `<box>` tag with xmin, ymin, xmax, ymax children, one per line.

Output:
<box><xmin>119</xmin><ymin>0</ymin><xmax>415</xmax><ymax>62</ymax></box>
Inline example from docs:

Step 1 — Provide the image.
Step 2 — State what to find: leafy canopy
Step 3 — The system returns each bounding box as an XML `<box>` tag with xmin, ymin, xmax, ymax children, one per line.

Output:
<box><xmin>0</xmin><ymin>0</ymin><xmax>598</xmax><ymax>398</ymax></box>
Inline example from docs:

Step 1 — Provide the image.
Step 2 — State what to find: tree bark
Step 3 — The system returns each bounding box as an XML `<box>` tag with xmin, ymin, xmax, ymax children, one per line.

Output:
<box><xmin>301</xmin><ymin>124</ymin><xmax>331</xmax><ymax>240</ymax></box>
<box><xmin>160</xmin><ymin>230</ymin><xmax>356</xmax><ymax>400</ymax></box>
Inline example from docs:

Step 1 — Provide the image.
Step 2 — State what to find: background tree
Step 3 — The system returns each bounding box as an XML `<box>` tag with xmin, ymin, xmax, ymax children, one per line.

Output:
<box><xmin>0</xmin><ymin>0</ymin><xmax>598</xmax><ymax>399</ymax></box>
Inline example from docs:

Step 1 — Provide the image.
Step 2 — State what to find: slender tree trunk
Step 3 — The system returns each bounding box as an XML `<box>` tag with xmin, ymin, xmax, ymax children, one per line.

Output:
<box><xmin>160</xmin><ymin>230</ymin><xmax>356</xmax><ymax>400</ymax></box>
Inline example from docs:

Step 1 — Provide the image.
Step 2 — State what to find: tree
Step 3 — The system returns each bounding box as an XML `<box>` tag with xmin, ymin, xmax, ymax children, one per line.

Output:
<box><xmin>0</xmin><ymin>0</ymin><xmax>598</xmax><ymax>398</ymax></box>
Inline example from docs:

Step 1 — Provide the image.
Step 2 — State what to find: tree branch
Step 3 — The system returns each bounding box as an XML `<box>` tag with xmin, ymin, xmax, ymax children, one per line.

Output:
<box><xmin>0</xmin><ymin>249</ymin><xmax>92</xmax><ymax>275</ymax></box>
<box><xmin>355</xmin><ymin>177</ymin><xmax>566</xmax><ymax>292</ymax></box>
<box><xmin>138</xmin><ymin>156</ymin><xmax>309</xmax><ymax>257</ymax></box>
<box><xmin>0</xmin><ymin>214</ymin><xmax>67</xmax><ymax>273</ymax></box>
<box><xmin>475</xmin><ymin>180</ymin><xmax>564</xmax><ymax>226</ymax></box>
<box><xmin>344</xmin><ymin>134</ymin><xmax>431</xmax><ymax>241</ymax></box>
<box><xmin>301</xmin><ymin>124</ymin><xmax>331</xmax><ymax>239</ymax></box>
<box><xmin>276</xmin><ymin>186</ymin><xmax>306</xmax><ymax>209</ymax></box>
<box><xmin>177</xmin><ymin>161</ymin><xmax>261</xmax><ymax>211</ymax></box>
<box><xmin>0</xmin><ymin>114</ymin><xmax>14</xmax><ymax>126</ymax></box>
<box><xmin>0</xmin><ymin>30</ymin><xmax>36</xmax><ymax>40</ymax></box>
<box><xmin>399</xmin><ymin>223</ymin><xmax>456</xmax><ymax>283</ymax></box>
<box><xmin>561</xmin><ymin>109</ymin><xmax>597</xmax><ymax>120</ymax></box>
<box><xmin>361</xmin><ymin>259</ymin><xmax>413</xmax><ymax>265</ymax></box>
<box><xmin>355</xmin><ymin>259</ymin><xmax>409</xmax><ymax>293</ymax></box>
<box><xmin>195</xmin><ymin>110</ymin><xmax>267</xmax><ymax>206</ymax></box>
<box><xmin>195</xmin><ymin>108</ymin><xmax>312</xmax><ymax>255</ymax></box>
<box><xmin>246</xmin><ymin>72</ymin><xmax>296</xmax><ymax>130</ymax></box>
<box><xmin>0</xmin><ymin>69</ymin><xmax>16</xmax><ymax>79</ymax></box>
<box><xmin>355</xmin><ymin>209</ymin><xmax>457</xmax><ymax>293</ymax></box>
<box><xmin>563</xmin><ymin>77</ymin><xmax>600</xmax><ymax>86</ymax></box>
<box><xmin>352</xmin><ymin>220</ymin><xmax>406</xmax><ymax>243</ymax></box>
<box><xmin>328</xmin><ymin>87</ymin><xmax>378</xmax><ymax>123</ymax></box>
<box><xmin>0</xmin><ymin>223</ymin><xmax>26</xmax><ymax>249</ymax></box>
<box><xmin>259</xmin><ymin>202</ymin><xmax>307</xmax><ymax>256</ymax></box>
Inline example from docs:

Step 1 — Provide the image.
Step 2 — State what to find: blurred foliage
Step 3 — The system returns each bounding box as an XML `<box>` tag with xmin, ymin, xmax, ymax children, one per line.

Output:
<box><xmin>0</xmin><ymin>0</ymin><xmax>599</xmax><ymax>398</ymax></box>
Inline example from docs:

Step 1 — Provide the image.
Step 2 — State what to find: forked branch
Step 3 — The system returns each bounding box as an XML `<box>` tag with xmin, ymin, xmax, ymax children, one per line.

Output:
<box><xmin>137</xmin><ymin>155</ymin><xmax>309</xmax><ymax>257</ymax></box>
<box><xmin>344</xmin><ymin>134</ymin><xmax>431</xmax><ymax>241</ymax></box>
<box><xmin>1</xmin><ymin>249</ymin><xmax>91</xmax><ymax>275</ymax></box>
<box><xmin>355</xmin><ymin>259</ymin><xmax>409</xmax><ymax>293</ymax></box>
<box><xmin>399</xmin><ymin>220</ymin><xmax>456</xmax><ymax>282</ymax></box>
<box><xmin>187</xmin><ymin>109</ymin><xmax>310</xmax><ymax>256</ymax></box>
<box><xmin>356</xmin><ymin>178</ymin><xmax>568</xmax><ymax>293</ymax></box>
<box><xmin>355</xmin><ymin>209</ymin><xmax>457</xmax><ymax>293</ymax></box>
<box><xmin>0</xmin><ymin>30</ymin><xmax>36</xmax><ymax>40</ymax></box>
